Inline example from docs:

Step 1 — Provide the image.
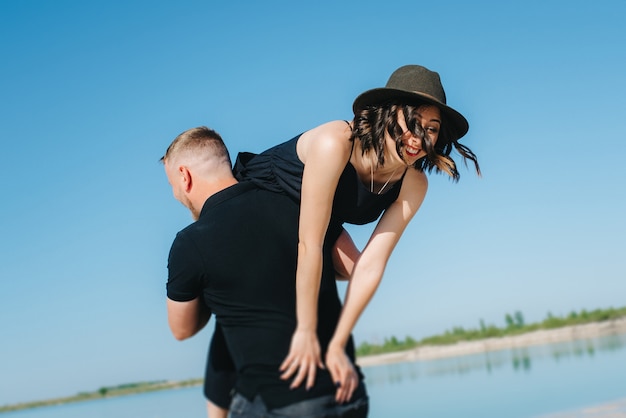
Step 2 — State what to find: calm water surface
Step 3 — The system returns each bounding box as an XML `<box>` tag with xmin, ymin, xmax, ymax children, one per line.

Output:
<box><xmin>365</xmin><ymin>334</ymin><xmax>626</xmax><ymax>417</ymax></box>
<box><xmin>4</xmin><ymin>334</ymin><xmax>626</xmax><ymax>418</ymax></box>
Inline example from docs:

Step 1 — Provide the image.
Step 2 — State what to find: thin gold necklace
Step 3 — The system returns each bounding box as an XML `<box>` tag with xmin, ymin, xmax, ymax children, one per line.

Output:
<box><xmin>370</xmin><ymin>164</ymin><xmax>399</xmax><ymax>195</ymax></box>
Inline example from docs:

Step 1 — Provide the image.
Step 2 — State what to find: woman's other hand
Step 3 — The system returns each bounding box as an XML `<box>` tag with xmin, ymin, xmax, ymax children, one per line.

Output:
<box><xmin>325</xmin><ymin>343</ymin><xmax>358</xmax><ymax>403</ymax></box>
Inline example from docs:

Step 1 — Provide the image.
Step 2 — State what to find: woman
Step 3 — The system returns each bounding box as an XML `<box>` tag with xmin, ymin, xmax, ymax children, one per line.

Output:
<box><xmin>234</xmin><ymin>64</ymin><xmax>480</xmax><ymax>405</ymax></box>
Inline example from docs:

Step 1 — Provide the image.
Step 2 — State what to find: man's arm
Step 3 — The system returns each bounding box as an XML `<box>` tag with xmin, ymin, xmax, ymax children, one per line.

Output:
<box><xmin>167</xmin><ymin>296</ymin><xmax>211</xmax><ymax>341</ymax></box>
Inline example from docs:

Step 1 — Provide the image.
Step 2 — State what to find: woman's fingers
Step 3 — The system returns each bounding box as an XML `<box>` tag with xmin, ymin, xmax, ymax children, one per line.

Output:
<box><xmin>305</xmin><ymin>361</ymin><xmax>318</xmax><ymax>390</ymax></box>
<box><xmin>279</xmin><ymin>354</ymin><xmax>294</xmax><ymax>372</ymax></box>
<box><xmin>280</xmin><ymin>358</ymin><xmax>300</xmax><ymax>380</ymax></box>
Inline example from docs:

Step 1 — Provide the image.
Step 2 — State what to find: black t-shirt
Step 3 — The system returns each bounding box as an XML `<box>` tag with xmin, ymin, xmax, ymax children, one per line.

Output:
<box><xmin>167</xmin><ymin>182</ymin><xmax>362</xmax><ymax>409</ymax></box>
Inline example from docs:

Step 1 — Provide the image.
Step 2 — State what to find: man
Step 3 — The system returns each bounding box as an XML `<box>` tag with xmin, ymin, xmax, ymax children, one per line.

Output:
<box><xmin>162</xmin><ymin>126</ymin><xmax>368</xmax><ymax>417</ymax></box>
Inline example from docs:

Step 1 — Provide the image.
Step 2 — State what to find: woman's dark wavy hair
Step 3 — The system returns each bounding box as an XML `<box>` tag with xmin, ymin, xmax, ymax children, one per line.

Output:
<box><xmin>351</xmin><ymin>101</ymin><xmax>480</xmax><ymax>181</ymax></box>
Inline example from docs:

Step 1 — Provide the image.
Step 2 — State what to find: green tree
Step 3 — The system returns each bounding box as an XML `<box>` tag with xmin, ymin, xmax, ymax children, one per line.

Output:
<box><xmin>505</xmin><ymin>313</ymin><xmax>515</xmax><ymax>329</ymax></box>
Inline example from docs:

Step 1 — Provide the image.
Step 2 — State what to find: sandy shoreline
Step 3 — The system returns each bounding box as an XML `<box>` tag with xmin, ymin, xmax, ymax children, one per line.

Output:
<box><xmin>356</xmin><ymin>317</ymin><xmax>626</xmax><ymax>368</ymax></box>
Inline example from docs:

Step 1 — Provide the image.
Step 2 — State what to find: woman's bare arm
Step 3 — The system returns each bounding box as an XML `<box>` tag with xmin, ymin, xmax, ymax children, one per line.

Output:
<box><xmin>279</xmin><ymin>121</ymin><xmax>353</xmax><ymax>389</ymax></box>
<box><xmin>326</xmin><ymin>169</ymin><xmax>428</xmax><ymax>402</ymax></box>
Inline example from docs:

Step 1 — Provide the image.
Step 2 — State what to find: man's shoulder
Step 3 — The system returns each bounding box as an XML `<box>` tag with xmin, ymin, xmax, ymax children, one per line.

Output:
<box><xmin>177</xmin><ymin>183</ymin><xmax>297</xmax><ymax>245</ymax></box>
<box><xmin>204</xmin><ymin>182</ymin><xmax>294</xmax><ymax>213</ymax></box>
<box><xmin>202</xmin><ymin>182</ymin><xmax>258</xmax><ymax>211</ymax></box>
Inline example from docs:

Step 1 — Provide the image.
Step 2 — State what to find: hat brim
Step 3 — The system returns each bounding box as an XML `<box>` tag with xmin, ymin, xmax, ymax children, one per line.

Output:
<box><xmin>352</xmin><ymin>88</ymin><xmax>469</xmax><ymax>140</ymax></box>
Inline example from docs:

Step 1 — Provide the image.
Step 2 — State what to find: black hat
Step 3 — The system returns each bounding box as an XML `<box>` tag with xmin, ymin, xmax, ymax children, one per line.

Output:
<box><xmin>353</xmin><ymin>65</ymin><xmax>469</xmax><ymax>140</ymax></box>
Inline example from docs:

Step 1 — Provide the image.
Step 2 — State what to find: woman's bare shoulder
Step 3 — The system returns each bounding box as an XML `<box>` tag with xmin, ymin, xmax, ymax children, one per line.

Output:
<box><xmin>297</xmin><ymin>120</ymin><xmax>353</xmax><ymax>164</ymax></box>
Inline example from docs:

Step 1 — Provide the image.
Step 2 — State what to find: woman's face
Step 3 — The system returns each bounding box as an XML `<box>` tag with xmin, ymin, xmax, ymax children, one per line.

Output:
<box><xmin>392</xmin><ymin>105</ymin><xmax>441</xmax><ymax>165</ymax></box>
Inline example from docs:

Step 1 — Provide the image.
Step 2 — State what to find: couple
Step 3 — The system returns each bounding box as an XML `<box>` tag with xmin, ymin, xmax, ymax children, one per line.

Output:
<box><xmin>162</xmin><ymin>65</ymin><xmax>480</xmax><ymax>417</ymax></box>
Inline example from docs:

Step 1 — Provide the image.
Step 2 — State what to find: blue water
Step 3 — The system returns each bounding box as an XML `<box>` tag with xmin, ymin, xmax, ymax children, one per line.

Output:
<box><xmin>3</xmin><ymin>334</ymin><xmax>626</xmax><ymax>418</ymax></box>
<box><xmin>365</xmin><ymin>335</ymin><xmax>626</xmax><ymax>417</ymax></box>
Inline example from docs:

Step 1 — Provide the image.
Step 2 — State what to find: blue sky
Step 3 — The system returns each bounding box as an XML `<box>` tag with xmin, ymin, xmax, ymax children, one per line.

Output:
<box><xmin>1</xmin><ymin>0</ymin><xmax>625</xmax><ymax>406</ymax></box>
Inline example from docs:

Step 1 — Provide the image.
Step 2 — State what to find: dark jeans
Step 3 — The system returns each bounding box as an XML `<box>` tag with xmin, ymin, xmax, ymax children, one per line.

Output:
<box><xmin>228</xmin><ymin>392</ymin><xmax>369</xmax><ymax>418</ymax></box>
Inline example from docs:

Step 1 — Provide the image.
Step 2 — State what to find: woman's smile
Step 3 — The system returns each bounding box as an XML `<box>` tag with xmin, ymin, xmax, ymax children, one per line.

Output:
<box><xmin>404</xmin><ymin>144</ymin><xmax>422</xmax><ymax>158</ymax></box>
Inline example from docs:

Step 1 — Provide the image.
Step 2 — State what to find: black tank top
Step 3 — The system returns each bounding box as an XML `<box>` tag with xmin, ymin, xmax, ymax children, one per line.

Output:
<box><xmin>234</xmin><ymin>134</ymin><xmax>405</xmax><ymax>228</ymax></box>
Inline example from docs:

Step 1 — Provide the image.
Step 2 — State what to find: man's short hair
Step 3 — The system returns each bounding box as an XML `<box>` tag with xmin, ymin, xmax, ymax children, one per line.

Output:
<box><xmin>161</xmin><ymin>126</ymin><xmax>232</xmax><ymax>168</ymax></box>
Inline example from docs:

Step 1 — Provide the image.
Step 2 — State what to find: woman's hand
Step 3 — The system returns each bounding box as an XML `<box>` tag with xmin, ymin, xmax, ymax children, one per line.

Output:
<box><xmin>279</xmin><ymin>329</ymin><xmax>324</xmax><ymax>389</ymax></box>
<box><xmin>325</xmin><ymin>343</ymin><xmax>358</xmax><ymax>403</ymax></box>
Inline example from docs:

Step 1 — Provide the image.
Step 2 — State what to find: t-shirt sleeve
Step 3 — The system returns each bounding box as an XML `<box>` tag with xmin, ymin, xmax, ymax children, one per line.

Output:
<box><xmin>166</xmin><ymin>231</ymin><xmax>204</xmax><ymax>302</ymax></box>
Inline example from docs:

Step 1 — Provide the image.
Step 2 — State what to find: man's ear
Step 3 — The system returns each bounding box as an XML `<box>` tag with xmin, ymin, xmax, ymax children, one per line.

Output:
<box><xmin>179</xmin><ymin>166</ymin><xmax>192</xmax><ymax>192</ymax></box>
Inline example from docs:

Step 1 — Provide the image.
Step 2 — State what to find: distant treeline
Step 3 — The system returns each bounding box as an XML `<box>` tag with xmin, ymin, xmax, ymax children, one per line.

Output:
<box><xmin>0</xmin><ymin>379</ymin><xmax>202</xmax><ymax>413</ymax></box>
<box><xmin>356</xmin><ymin>306</ymin><xmax>626</xmax><ymax>357</ymax></box>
